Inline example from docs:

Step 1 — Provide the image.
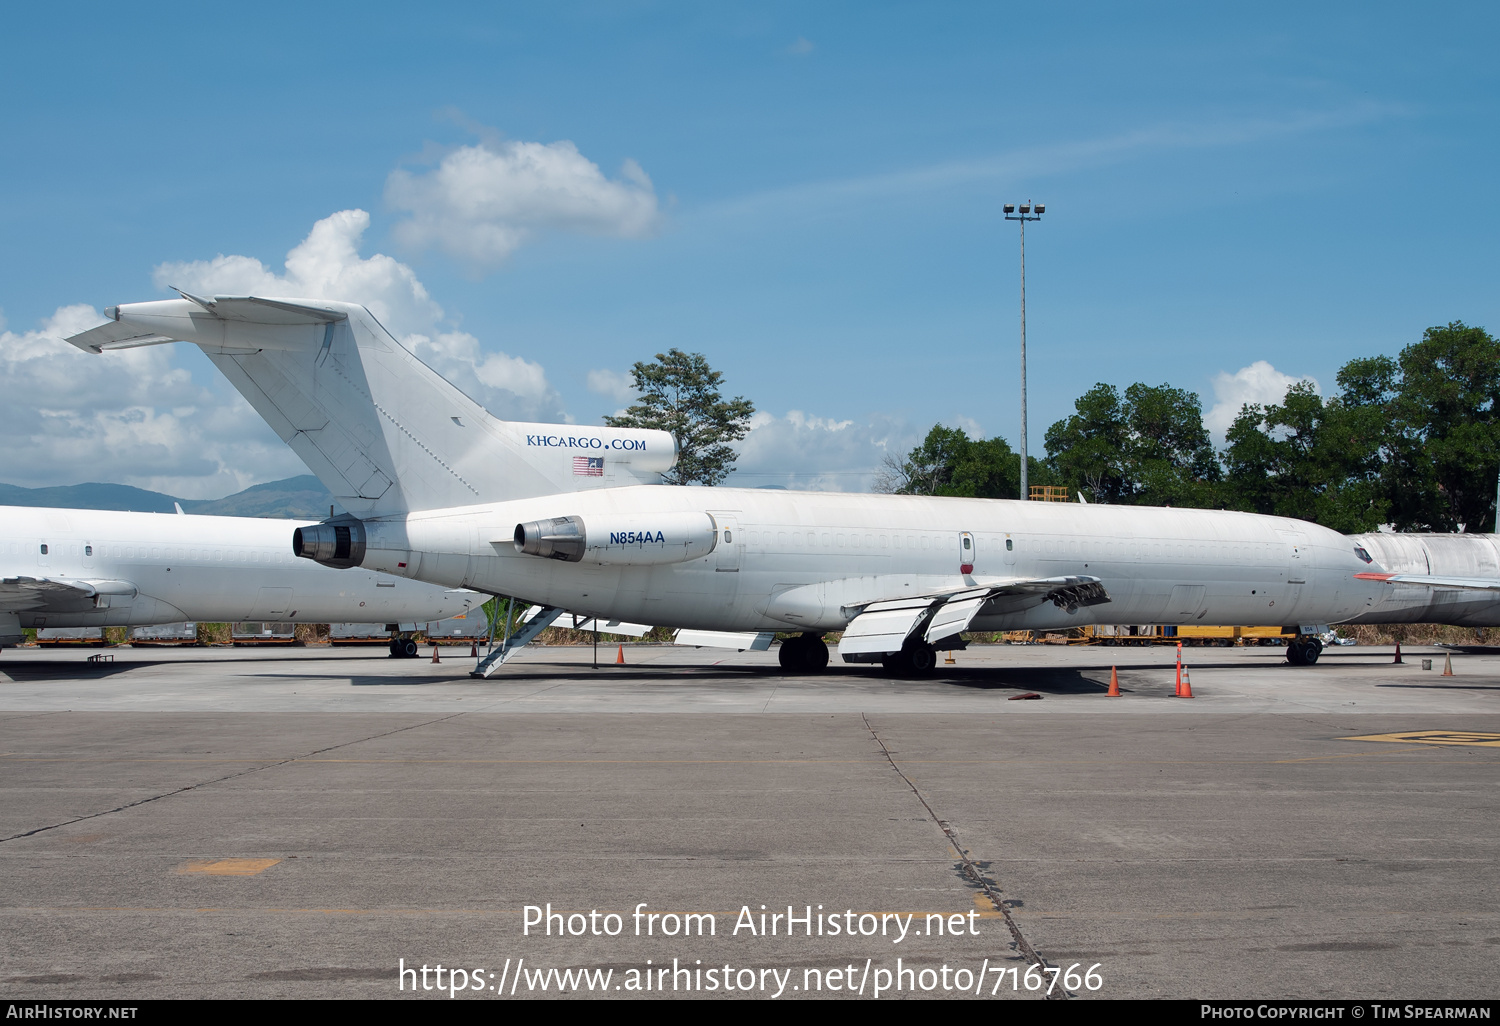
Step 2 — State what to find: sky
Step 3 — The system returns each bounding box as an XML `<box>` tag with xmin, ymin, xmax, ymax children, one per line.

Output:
<box><xmin>1</xmin><ymin>2</ymin><xmax>1496</xmax><ymax>497</ymax></box>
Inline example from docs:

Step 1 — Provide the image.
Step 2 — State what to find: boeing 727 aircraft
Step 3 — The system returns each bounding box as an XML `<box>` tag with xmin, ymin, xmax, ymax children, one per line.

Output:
<box><xmin>68</xmin><ymin>294</ymin><xmax>1483</xmax><ymax>673</ymax></box>
<box><xmin>0</xmin><ymin>505</ymin><xmax>478</xmax><ymax>651</ymax></box>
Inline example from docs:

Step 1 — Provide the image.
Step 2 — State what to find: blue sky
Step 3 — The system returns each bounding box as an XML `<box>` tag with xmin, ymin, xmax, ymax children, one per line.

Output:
<box><xmin>2</xmin><ymin>2</ymin><xmax>1496</xmax><ymax>496</ymax></box>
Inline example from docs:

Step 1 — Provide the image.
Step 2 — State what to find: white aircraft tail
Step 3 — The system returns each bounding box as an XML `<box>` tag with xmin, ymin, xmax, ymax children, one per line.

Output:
<box><xmin>68</xmin><ymin>295</ymin><xmax>674</xmax><ymax>514</ymax></box>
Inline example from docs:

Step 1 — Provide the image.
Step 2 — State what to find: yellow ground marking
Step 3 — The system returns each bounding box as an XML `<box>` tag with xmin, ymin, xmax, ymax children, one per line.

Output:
<box><xmin>972</xmin><ymin>892</ymin><xmax>1004</xmax><ymax>918</ymax></box>
<box><xmin>176</xmin><ymin>858</ymin><xmax>282</xmax><ymax>876</ymax></box>
<box><xmin>1341</xmin><ymin>730</ymin><xmax>1500</xmax><ymax>749</ymax></box>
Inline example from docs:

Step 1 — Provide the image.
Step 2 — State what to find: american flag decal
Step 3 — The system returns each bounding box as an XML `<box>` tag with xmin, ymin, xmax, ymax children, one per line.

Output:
<box><xmin>573</xmin><ymin>456</ymin><xmax>605</xmax><ymax>476</ymax></box>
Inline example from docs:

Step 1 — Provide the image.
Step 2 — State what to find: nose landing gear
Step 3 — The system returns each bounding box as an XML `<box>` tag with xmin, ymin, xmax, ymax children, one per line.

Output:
<box><xmin>1286</xmin><ymin>636</ymin><xmax>1324</xmax><ymax>666</ymax></box>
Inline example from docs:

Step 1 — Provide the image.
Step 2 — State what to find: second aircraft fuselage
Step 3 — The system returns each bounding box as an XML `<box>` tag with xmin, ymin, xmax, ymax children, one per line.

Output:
<box><xmin>351</xmin><ymin>487</ymin><xmax>1390</xmax><ymax>632</ymax></box>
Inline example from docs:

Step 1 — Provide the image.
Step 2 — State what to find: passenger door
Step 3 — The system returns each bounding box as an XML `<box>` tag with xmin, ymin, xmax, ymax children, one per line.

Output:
<box><xmin>711</xmin><ymin>514</ymin><xmax>740</xmax><ymax>572</ymax></box>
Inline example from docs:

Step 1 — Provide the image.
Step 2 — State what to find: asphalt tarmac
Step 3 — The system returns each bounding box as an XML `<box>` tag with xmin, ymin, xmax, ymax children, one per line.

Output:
<box><xmin>1</xmin><ymin>641</ymin><xmax>1496</xmax><ymax>1001</ymax></box>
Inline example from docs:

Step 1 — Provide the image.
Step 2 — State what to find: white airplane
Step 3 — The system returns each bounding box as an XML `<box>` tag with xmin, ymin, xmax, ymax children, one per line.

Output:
<box><xmin>0</xmin><ymin>505</ymin><xmax>480</xmax><ymax>655</ymax></box>
<box><xmin>1345</xmin><ymin>531</ymin><xmax>1500</xmax><ymax>627</ymax></box>
<box><xmin>66</xmin><ymin>294</ymin><xmax>1483</xmax><ymax>673</ymax></box>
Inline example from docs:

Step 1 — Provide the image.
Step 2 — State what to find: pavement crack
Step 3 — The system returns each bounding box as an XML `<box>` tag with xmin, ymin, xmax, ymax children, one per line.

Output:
<box><xmin>861</xmin><ymin>712</ymin><xmax>1067</xmax><ymax>1000</ymax></box>
<box><xmin>0</xmin><ymin>711</ymin><xmax>468</xmax><ymax>844</ymax></box>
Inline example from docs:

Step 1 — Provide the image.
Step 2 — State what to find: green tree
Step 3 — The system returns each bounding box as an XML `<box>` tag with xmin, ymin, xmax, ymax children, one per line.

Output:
<box><xmin>603</xmin><ymin>349</ymin><xmax>755</xmax><ymax>486</ymax></box>
<box><xmin>1044</xmin><ymin>382</ymin><xmax>1218</xmax><ymax>506</ymax></box>
<box><xmin>1220</xmin><ymin>380</ymin><xmax>1390</xmax><ymax>532</ymax></box>
<box><xmin>879</xmin><ymin>424</ymin><xmax>1050</xmax><ymax>498</ymax></box>
<box><xmin>1383</xmin><ymin>322</ymin><xmax>1500</xmax><ymax>532</ymax></box>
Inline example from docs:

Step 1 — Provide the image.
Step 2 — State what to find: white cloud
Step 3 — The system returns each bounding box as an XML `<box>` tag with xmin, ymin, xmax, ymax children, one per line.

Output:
<box><xmin>154</xmin><ymin>209</ymin><xmax>442</xmax><ymax>338</ymax></box>
<box><xmin>407</xmin><ymin>330</ymin><xmax>565</xmax><ymax>422</ymax></box>
<box><xmin>385</xmin><ymin>140</ymin><xmax>661</xmax><ymax>267</ymax></box>
<box><xmin>586</xmin><ymin>368</ymin><xmax>636</xmax><ymax>403</ymax></box>
<box><xmin>1204</xmin><ymin>360</ymin><xmax>1320</xmax><ymax>438</ymax></box>
<box><xmin>727</xmin><ymin>410</ymin><xmax>921</xmax><ymax>492</ymax></box>
<box><xmin>155</xmin><ymin>209</ymin><xmax>567</xmax><ymax>422</ymax></box>
<box><xmin>0</xmin><ymin>305</ymin><xmax>301</xmax><ymax>498</ymax></box>
<box><xmin>2</xmin><ymin>209</ymin><xmax>581</xmax><ymax>499</ymax></box>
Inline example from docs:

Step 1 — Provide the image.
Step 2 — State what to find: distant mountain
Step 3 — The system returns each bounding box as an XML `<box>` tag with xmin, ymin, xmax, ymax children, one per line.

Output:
<box><xmin>0</xmin><ymin>481</ymin><xmax>181</xmax><ymax>513</ymax></box>
<box><xmin>0</xmin><ymin>476</ymin><xmax>343</xmax><ymax>520</ymax></box>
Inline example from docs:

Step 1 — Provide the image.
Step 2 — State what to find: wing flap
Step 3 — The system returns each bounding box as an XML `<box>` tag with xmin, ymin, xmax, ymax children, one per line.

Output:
<box><xmin>0</xmin><ymin>577</ymin><xmax>137</xmax><ymax>612</ymax></box>
<box><xmin>674</xmin><ymin>629</ymin><xmax>775</xmax><ymax>651</ymax></box>
<box><xmin>839</xmin><ymin>605</ymin><xmax>933</xmax><ymax>656</ymax></box>
<box><xmin>925</xmin><ymin>593</ymin><xmax>989</xmax><ymax>645</ymax></box>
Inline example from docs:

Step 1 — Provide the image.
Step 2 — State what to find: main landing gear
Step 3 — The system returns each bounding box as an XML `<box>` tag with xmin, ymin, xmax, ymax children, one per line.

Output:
<box><xmin>778</xmin><ymin>632</ymin><xmax>830</xmax><ymax>673</ymax></box>
<box><xmin>882</xmin><ymin>640</ymin><xmax>938</xmax><ymax>677</ymax></box>
<box><xmin>388</xmin><ymin>636</ymin><xmax>420</xmax><ymax>658</ymax></box>
<box><xmin>1285</xmin><ymin>636</ymin><xmax>1323</xmax><ymax>666</ymax></box>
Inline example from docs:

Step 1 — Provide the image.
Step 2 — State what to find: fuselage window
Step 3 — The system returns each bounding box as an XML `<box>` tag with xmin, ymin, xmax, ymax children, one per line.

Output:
<box><xmin>39</xmin><ymin>544</ymin><xmax>48</xmax><ymax>555</ymax></box>
<box><xmin>1006</xmin><ymin>539</ymin><xmax>1014</xmax><ymax>551</ymax></box>
<box><xmin>85</xmin><ymin>545</ymin><xmax>92</xmax><ymax>556</ymax></box>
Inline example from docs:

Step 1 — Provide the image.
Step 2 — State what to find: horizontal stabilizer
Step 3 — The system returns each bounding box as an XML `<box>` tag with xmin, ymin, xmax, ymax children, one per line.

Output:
<box><xmin>66</xmin><ymin>322</ymin><xmax>177</xmax><ymax>354</ymax></box>
<box><xmin>1355</xmin><ymin>571</ymin><xmax>1500</xmax><ymax>592</ymax></box>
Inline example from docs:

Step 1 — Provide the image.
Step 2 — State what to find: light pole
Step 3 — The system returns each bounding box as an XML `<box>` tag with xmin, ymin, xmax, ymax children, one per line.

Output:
<box><xmin>1004</xmin><ymin>201</ymin><xmax>1043</xmax><ymax>500</ymax></box>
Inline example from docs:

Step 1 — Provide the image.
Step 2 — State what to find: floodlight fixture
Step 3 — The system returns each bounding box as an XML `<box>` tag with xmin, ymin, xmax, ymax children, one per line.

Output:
<box><xmin>1002</xmin><ymin>200</ymin><xmax>1045</xmax><ymax>499</ymax></box>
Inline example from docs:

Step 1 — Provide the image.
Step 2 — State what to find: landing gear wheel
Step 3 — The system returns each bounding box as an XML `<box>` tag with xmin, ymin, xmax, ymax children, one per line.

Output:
<box><xmin>778</xmin><ymin>634</ymin><xmax>830</xmax><ymax>673</ymax></box>
<box><xmin>401</xmin><ymin>637</ymin><xmax>420</xmax><ymax>659</ymax></box>
<box><xmin>883</xmin><ymin>643</ymin><xmax>936</xmax><ymax>677</ymax></box>
<box><xmin>906</xmin><ymin>643</ymin><xmax>936</xmax><ymax>674</ymax></box>
<box><xmin>803</xmin><ymin>634</ymin><xmax>829</xmax><ymax>671</ymax></box>
<box><xmin>388</xmin><ymin>638</ymin><xmax>401</xmax><ymax>658</ymax></box>
<box><xmin>1286</xmin><ymin>638</ymin><xmax>1323</xmax><ymax>666</ymax></box>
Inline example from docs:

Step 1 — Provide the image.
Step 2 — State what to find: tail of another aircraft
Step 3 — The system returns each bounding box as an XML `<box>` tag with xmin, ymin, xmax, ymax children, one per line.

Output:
<box><xmin>68</xmin><ymin>295</ymin><xmax>674</xmax><ymax>515</ymax></box>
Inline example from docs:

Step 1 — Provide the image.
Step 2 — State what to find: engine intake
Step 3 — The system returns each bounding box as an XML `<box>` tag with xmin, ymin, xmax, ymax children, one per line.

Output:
<box><xmin>293</xmin><ymin>515</ymin><xmax>368</xmax><ymax>569</ymax></box>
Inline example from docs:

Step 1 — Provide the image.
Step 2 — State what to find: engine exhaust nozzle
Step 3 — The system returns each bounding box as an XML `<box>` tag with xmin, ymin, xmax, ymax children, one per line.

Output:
<box><xmin>293</xmin><ymin>515</ymin><xmax>368</xmax><ymax>569</ymax></box>
<box><xmin>514</xmin><ymin>516</ymin><xmax>586</xmax><ymax>561</ymax></box>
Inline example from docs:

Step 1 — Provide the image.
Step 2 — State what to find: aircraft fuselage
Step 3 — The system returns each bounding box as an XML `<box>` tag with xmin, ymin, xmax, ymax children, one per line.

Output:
<box><xmin>354</xmin><ymin>486</ymin><xmax>1385</xmax><ymax>633</ymax></box>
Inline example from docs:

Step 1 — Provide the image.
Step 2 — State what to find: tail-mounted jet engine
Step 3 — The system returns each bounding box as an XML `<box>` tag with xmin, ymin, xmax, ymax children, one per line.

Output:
<box><xmin>514</xmin><ymin>512</ymin><xmax>718</xmax><ymax>566</ymax></box>
<box><xmin>293</xmin><ymin>515</ymin><xmax>368</xmax><ymax>569</ymax></box>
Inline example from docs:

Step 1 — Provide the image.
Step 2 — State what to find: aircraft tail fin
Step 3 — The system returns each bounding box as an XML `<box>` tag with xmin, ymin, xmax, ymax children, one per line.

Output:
<box><xmin>69</xmin><ymin>297</ymin><xmax>675</xmax><ymax>514</ymax></box>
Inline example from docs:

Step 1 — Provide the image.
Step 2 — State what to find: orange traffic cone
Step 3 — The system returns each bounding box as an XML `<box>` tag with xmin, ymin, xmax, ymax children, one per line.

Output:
<box><xmin>1107</xmin><ymin>666</ymin><xmax>1120</xmax><ymax>697</ymax></box>
<box><xmin>469</xmin><ymin>640</ymin><xmax>478</xmax><ymax>658</ymax></box>
<box><xmin>1179</xmin><ymin>667</ymin><xmax>1194</xmax><ymax>698</ymax></box>
<box><xmin>431</xmin><ymin>644</ymin><xmax>441</xmax><ymax>664</ymax></box>
<box><xmin>1442</xmin><ymin>653</ymin><xmax>1454</xmax><ymax>676</ymax></box>
<box><xmin>616</xmin><ymin>644</ymin><xmax>625</xmax><ymax>665</ymax></box>
<box><xmin>1394</xmin><ymin>641</ymin><xmax>1403</xmax><ymax>664</ymax></box>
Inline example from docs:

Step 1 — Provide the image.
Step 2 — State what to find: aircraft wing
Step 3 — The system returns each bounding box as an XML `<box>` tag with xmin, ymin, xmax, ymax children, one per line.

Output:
<box><xmin>0</xmin><ymin>577</ymin><xmax>139</xmax><ymax>612</ymax></box>
<box><xmin>838</xmin><ymin>575</ymin><xmax>1108</xmax><ymax>659</ymax></box>
<box><xmin>1355</xmin><ymin>571</ymin><xmax>1500</xmax><ymax>592</ymax></box>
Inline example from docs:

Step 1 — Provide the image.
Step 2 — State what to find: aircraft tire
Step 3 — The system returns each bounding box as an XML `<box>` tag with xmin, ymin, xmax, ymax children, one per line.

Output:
<box><xmin>1303</xmin><ymin>638</ymin><xmax>1323</xmax><ymax>665</ymax></box>
<box><xmin>388</xmin><ymin>638</ymin><xmax>401</xmax><ymax>658</ymax></box>
<box><xmin>804</xmin><ymin>635</ymin><xmax>829</xmax><ymax>671</ymax></box>
<box><xmin>401</xmin><ymin>637</ymin><xmax>420</xmax><ymax>659</ymax></box>
<box><xmin>778</xmin><ymin>638</ymin><xmax>804</xmax><ymax>671</ymax></box>
<box><xmin>906</xmin><ymin>644</ymin><xmax>937</xmax><ymax>675</ymax></box>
